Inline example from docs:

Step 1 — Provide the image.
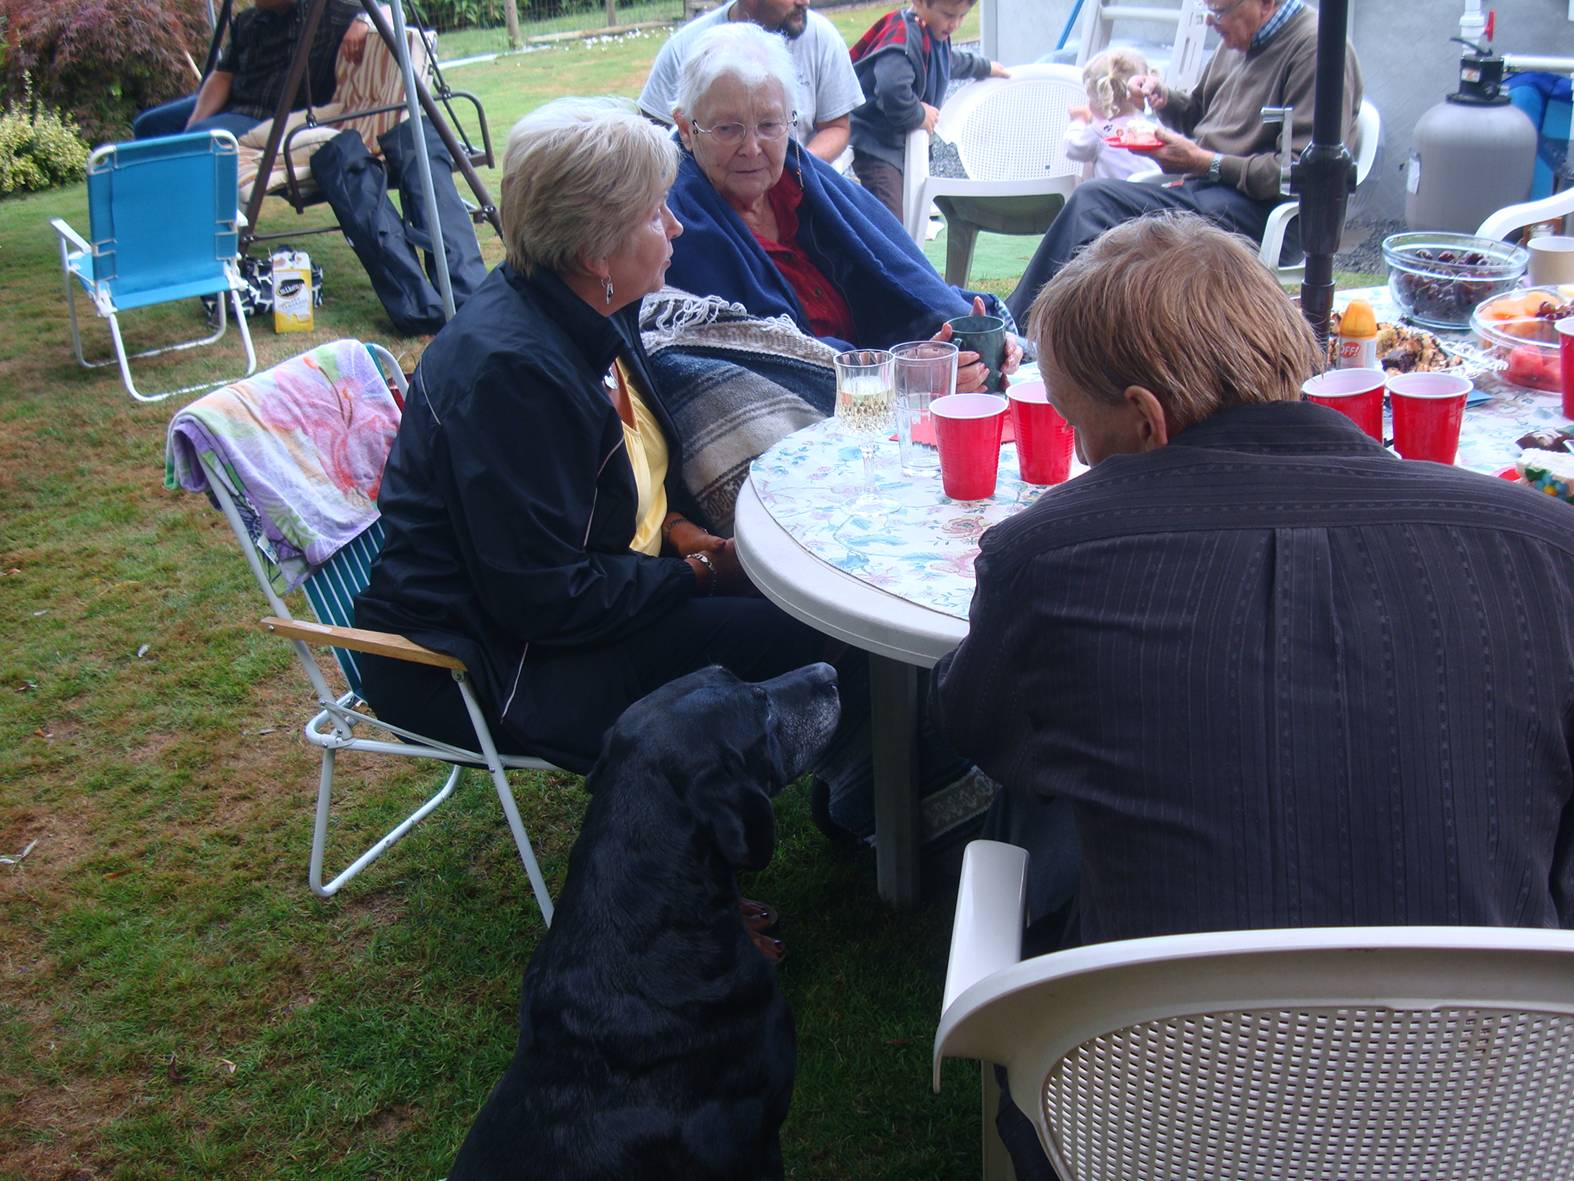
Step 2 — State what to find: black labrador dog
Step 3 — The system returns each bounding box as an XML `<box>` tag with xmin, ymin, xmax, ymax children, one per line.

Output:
<box><xmin>447</xmin><ymin>662</ymin><xmax>841</xmax><ymax>1181</ymax></box>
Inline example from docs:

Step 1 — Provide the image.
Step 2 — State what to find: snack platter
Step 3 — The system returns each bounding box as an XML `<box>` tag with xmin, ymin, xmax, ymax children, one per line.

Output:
<box><xmin>1323</xmin><ymin>312</ymin><xmax>1501</xmax><ymax>378</ymax></box>
<box><xmin>1329</xmin><ymin>286</ymin><xmax>1573</xmax><ymax>478</ymax></box>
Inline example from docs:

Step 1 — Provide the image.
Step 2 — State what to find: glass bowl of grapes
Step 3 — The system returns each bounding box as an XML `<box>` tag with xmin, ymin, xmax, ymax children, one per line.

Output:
<box><xmin>1382</xmin><ymin>232</ymin><xmax>1528</xmax><ymax>330</ymax></box>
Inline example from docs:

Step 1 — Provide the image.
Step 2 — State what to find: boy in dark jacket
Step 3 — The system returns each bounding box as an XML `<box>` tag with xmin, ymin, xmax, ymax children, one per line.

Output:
<box><xmin>848</xmin><ymin>0</ymin><xmax>1007</xmax><ymax>219</ymax></box>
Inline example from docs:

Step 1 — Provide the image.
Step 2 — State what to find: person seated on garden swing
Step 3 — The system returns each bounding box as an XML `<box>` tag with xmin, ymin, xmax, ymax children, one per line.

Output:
<box><xmin>134</xmin><ymin>0</ymin><xmax>370</xmax><ymax>140</ymax></box>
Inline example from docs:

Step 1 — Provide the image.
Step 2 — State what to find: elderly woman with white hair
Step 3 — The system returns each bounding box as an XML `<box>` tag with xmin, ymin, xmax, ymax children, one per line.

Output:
<box><xmin>354</xmin><ymin>99</ymin><xmax>837</xmax><ymax>842</ymax></box>
<box><xmin>663</xmin><ymin>21</ymin><xmax>1020</xmax><ymax>387</ymax></box>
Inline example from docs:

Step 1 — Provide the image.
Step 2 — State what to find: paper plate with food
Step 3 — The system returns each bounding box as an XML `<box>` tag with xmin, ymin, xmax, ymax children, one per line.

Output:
<box><xmin>1103</xmin><ymin>119</ymin><xmax>1164</xmax><ymax>150</ymax></box>
<box><xmin>1324</xmin><ymin>311</ymin><xmax>1487</xmax><ymax>376</ymax></box>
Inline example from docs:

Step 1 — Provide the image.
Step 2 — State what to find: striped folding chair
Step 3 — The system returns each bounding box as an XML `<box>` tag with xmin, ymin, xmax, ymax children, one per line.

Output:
<box><xmin>172</xmin><ymin>341</ymin><xmax>557</xmax><ymax>925</ymax></box>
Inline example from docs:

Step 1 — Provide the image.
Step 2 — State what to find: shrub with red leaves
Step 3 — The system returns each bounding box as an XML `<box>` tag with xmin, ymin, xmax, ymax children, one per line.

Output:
<box><xmin>1</xmin><ymin>0</ymin><xmax>212</xmax><ymax>147</ymax></box>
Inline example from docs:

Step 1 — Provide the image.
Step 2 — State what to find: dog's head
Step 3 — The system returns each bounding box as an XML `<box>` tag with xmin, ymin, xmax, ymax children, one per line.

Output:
<box><xmin>591</xmin><ymin>663</ymin><xmax>841</xmax><ymax>871</ymax></box>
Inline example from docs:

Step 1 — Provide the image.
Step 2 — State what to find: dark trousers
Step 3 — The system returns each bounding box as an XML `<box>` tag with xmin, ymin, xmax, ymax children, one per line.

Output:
<box><xmin>133</xmin><ymin>94</ymin><xmax>262</xmax><ymax>140</ymax></box>
<box><xmin>1005</xmin><ymin>177</ymin><xmax>1282</xmax><ymax>324</ymax></box>
<box><xmin>310</xmin><ymin>119</ymin><xmax>487</xmax><ymax>335</ymax></box>
<box><xmin>360</xmin><ymin>597</ymin><xmax>846</xmax><ymax>774</ymax></box>
<box><xmin>852</xmin><ymin>154</ymin><xmax>906</xmax><ymax>221</ymax></box>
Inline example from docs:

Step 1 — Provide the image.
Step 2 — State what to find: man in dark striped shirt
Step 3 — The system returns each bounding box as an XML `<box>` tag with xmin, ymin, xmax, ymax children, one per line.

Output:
<box><xmin>936</xmin><ymin>212</ymin><xmax>1574</xmax><ymax>952</ymax></box>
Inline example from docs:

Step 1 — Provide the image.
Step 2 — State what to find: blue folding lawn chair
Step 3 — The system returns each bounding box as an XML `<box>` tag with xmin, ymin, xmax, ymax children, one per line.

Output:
<box><xmin>50</xmin><ymin>130</ymin><xmax>257</xmax><ymax>404</ymax></box>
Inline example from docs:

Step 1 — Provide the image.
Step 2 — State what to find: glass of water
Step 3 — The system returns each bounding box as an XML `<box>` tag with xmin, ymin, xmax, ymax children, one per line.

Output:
<box><xmin>833</xmin><ymin>348</ymin><xmax>898</xmax><ymax>514</ymax></box>
<box><xmin>891</xmin><ymin>340</ymin><xmax>957</xmax><ymax>476</ymax></box>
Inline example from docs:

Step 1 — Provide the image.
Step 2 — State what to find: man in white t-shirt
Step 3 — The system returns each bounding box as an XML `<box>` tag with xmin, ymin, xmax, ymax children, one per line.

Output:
<box><xmin>638</xmin><ymin>0</ymin><xmax>863</xmax><ymax>162</ymax></box>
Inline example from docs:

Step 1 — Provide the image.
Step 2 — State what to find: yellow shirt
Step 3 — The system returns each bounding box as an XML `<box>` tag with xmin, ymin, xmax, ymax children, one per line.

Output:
<box><xmin>615</xmin><ymin>359</ymin><xmax>669</xmax><ymax>557</ymax></box>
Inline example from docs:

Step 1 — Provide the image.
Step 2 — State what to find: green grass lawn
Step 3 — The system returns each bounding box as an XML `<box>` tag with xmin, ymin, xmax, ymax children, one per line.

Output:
<box><xmin>0</xmin><ymin>12</ymin><xmax>1382</xmax><ymax>1177</ymax></box>
<box><xmin>0</xmin><ymin>10</ymin><xmax>986</xmax><ymax>1180</ymax></box>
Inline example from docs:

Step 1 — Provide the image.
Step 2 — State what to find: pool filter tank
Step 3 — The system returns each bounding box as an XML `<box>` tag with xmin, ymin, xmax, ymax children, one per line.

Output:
<box><xmin>1406</xmin><ymin>36</ymin><xmax>1537</xmax><ymax>233</ymax></box>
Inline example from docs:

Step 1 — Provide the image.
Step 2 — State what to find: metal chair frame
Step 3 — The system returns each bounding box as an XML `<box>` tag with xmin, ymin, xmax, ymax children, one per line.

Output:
<box><xmin>193</xmin><ymin>342</ymin><xmax>556</xmax><ymax>924</ymax></box>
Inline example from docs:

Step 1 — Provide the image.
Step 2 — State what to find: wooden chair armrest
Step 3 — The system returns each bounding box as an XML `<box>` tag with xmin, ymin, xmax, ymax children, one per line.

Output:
<box><xmin>260</xmin><ymin>616</ymin><xmax>465</xmax><ymax>671</ymax></box>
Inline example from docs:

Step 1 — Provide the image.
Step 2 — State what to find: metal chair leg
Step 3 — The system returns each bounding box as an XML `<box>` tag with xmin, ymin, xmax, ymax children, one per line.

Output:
<box><xmin>457</xmin><ymin>674</ymin><xmax>555</xmax><ymax>927</ymax></box>
<box><xmin>307</xmin><ymin>743</ymin><xmax>465</xmax><ymax>898</ymax></box>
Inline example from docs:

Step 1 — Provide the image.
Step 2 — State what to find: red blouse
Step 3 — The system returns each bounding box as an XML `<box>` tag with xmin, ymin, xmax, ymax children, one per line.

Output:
<box><xmin>751</xmin><ymin>170</ymin><xmax>857</xmax><ymax>343</ymax></box>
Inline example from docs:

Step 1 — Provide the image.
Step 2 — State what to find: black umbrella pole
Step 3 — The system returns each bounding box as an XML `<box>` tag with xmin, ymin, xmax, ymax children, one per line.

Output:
<box><xmin>1294</xmin><ymin>0</ymin><xmax>1355</xmax><ymax>344</ymax></box>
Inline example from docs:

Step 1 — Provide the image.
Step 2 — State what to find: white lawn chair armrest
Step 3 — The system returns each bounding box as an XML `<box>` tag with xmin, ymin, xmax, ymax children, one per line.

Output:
<box><xmin>942</xmin><ymin>840</ymin><xmax>1029</xmax><ymax>1014</ymax></box>
<box><xmin>1476</xmin><ymin>186</ymin><xmax>1574</xmax><ymax>241</ymax></box>
<box><xmin>50</xmin><ymin>217</ymin><xmax>91</xmax><ymax>253</ymax></box>
<box><xmin>902</xmin><ymin>127</ymin><xmax>932</xmax><ymax>243</ymax></box>
<box><xmin>1258</xmin><ymin>198</ymin><xmax>1299</xmax><ymax>270</ymax></box>
<box><xmin>261</xmin><ymin>616</ymin><xmax>466</xmax><ymax>671</ymax></box>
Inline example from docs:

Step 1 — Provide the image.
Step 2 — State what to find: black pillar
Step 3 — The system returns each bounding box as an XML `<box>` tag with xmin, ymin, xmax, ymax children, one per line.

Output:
<box><xmin>1292</xmin><ymin>0</ymin><xmax>1357</xmax><ymax>346</ymax></box>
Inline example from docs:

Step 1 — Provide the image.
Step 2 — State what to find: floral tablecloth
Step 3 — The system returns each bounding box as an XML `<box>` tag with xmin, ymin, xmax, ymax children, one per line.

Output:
<box><xmin>749</xmin><ymin>412</ymin><xmax>1054</xmax><ymax>624</ymax></box>
<box><xmin>750</xmin><ymin>303</ymin><xmax>1571</xmax><ymax>623</ymax></box>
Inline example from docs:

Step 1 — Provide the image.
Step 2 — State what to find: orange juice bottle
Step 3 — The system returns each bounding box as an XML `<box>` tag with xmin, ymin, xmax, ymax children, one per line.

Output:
<box><xmin>1336</xmin><ymin>298</ymin><xmax>1378</xmax><ymax>369</ymax></box>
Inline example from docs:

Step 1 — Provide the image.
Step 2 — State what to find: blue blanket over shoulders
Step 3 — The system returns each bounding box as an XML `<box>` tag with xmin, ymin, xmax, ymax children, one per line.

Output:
<box><xmin>665</xmin><ymin>139</ymin><xmax>1006</xmax><ymax>351</ymax></box>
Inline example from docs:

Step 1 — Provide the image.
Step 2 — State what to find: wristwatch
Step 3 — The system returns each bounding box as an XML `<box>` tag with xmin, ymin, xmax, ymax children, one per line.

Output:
<box><xmin>687</xmin><ymin>551</ymin><xmax>717</xmax><ymax>596</ymax></box>
<box><xmin>1206</xmin><ymin>153</ymin><xmax>1223</xmax><ymax>184</ymax></box>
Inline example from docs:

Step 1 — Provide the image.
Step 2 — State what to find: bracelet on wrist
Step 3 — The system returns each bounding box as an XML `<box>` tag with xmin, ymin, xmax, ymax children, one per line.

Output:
<box><xmin>687</xmin><ymin>550</ymin><xmax>717</xmax><ymax>596</ymax></box>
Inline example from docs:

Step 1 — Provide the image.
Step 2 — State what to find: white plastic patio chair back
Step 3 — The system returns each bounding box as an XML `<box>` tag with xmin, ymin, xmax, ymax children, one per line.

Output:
<box><xmin>943</xmin><ymin>65</ymin><xmax>1086</xmax><ymax>185</ymax></box>
<box><xmin>1476</xmin><ymin>184</ymin><xmax>1574</xmax><ymax>241</ymax></box>
<box><xmin>935</xmin><ymin>841</ymin><xmax>1574</xmax><ymax>1181</ymax></box>
<box><xmin>902</xmin><ymin>66</ymin><xmax>1086</xmax><ymax>285</ymax></box>
<box><xmin>1258</xmin><ymin>98</ymin><xmax>1381</xmax><ymax>281</ymax></box>
<box><xmin>50</xmin><ymin>130</ymin><xmax>257</xmax><ymax>403</ymax></box>
<box><xmin>185</xmin><ymin>342</ymin><xmax>556</xmax><ymax>925</ymax></box>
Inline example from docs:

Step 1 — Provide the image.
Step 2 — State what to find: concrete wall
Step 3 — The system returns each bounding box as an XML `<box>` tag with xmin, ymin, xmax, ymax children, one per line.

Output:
<box><xmin>980</xmin><ymin>0</ymin><xmax>1574</xmax><ymax>223</ymax></box>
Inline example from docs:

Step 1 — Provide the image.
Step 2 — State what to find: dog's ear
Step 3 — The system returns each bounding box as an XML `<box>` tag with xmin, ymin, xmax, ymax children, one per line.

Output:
<box><xmin>707</xmin><ymin>776</ymin><xmax>778</xmax><ymax>871</ymax></box>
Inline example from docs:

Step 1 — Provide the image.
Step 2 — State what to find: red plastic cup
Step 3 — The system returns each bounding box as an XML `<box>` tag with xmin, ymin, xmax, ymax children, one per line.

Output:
<box><xmin>1008</xmin><ymin>381</ymin><xmax>1076</xmax><ymax>484</ymax></box>
<box><xmin>1388</xmin><ymin>372</ymin><xmax>1472</xmax><ymax>463</ymax></box>
<box><xmin>1302</xmin><ymin>367</ymin><xmax>1385</xmax><ymax>440</ymax></box>
<box><xmin>931</xmin><ymin>393</ymin><xmax>1007</xmax><ymax>499</ymax></box>
<box><xmin>1558</xmin><ymin>319</ymin><xmax>1574</xmax><ymax>421</ymax></box>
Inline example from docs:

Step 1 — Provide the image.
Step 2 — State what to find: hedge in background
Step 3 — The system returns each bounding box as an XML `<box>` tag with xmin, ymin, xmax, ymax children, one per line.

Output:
<box><xmin>0</xmin><ymin>90</ymin><xmax>90</xmax><ymax>196</ymax></box>
<box><xmin>0</xmin><ymin>0</ymin><xmax>210</xmax><ymax>147</ymax></box>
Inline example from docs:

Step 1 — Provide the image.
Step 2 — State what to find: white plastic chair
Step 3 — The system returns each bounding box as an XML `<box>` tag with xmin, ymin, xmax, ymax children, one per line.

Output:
<box><xmin>901</xmin><ymin>65</ymin><xmax>1087</xmax><ymax>286</ymax></box>
<box><xmin>1476</xmin><ymin>185</ymin><xmax>1574</xmax><ymax>241</ymax></box>
<box><xmin>1126</xmin><ymin>99</ymin><xmax>1381</xmax><ymax>283</ymax></box>
<box><xmin>1257</xmin><ymin>98</ymin><xmax>1382</xmax><ymax>281</ymax></box>
<box><xmin>935</xmin><ymin>840</ymin><xmax>1574</xmax><ymax>1181</ymax></box>
<box><xmin>171</xmin><ymin>342</ymin><xmax>558</xmax><ymax>925</ymax></box>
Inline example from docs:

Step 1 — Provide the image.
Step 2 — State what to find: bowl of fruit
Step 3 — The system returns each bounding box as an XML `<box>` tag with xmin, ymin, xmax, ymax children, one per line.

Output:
<box><xmin>1382</xmin><ymin>232</ymin><xmax>1528</xmax><ymax>330</ymax></box>
<box><xmin>1470</xmin><ymin>285</ymin><xmax>1574</xmax><ymax>392</ymax></box>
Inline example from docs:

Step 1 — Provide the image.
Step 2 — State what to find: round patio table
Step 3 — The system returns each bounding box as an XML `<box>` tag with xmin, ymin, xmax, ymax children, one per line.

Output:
<box><xmin>735</xmin><ymin>410</ymin><xmax>1071</xmax><ymax>908</ymax></box>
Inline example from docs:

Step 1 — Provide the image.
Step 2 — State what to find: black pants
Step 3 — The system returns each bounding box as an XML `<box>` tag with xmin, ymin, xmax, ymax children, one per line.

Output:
<box><xmin>852</xmin><ymin>154</ymin><xmax>905</xmax><ymax>221</ymax></box>
<box><xmin>360</xmin><ymin>597</ymin><xmax>847</xmax><ymax>774</ymax></box>
<box><xmin>1005</xmin><ymin>177</ymin><xmax>1283</xmax><ymax>325</ymax></box>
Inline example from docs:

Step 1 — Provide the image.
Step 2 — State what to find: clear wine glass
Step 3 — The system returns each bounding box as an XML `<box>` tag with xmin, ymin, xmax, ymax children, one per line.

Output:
<box><xmin>833</xmin><ymin>349</ymin><xmax>899</xmax><ymax>515</ymax></box>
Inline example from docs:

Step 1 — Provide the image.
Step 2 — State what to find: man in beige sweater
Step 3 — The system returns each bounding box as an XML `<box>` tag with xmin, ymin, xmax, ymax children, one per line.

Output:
<box><xmin>1006</xmin><ymin>0</ymin><xmax>1361</xmax><ymax>322</ymax></box>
